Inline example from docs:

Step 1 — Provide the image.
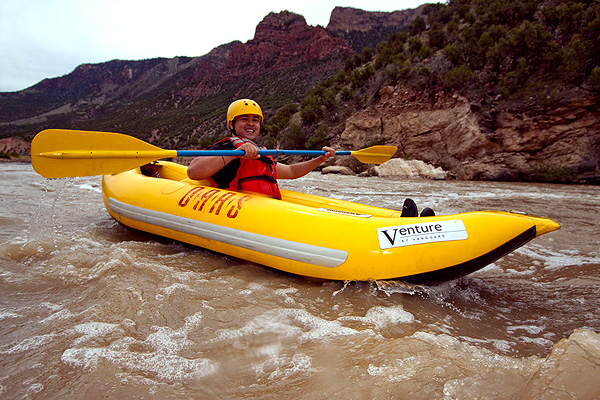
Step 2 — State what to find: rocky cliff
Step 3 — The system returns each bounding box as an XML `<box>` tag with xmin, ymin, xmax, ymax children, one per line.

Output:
<box><xmin>337</xmin><ymin>84</ymin><xmax>600</xmax><ymax>183</ymax></box>
<box><xmin>238</xmin><ymin>11</ymin><xmax>352</xmax><ymax>68</ymax></box>
<box><xmin>327</xmin><ymin>6</ymin><xmax>423</xmax><ymax>52</ymax></box>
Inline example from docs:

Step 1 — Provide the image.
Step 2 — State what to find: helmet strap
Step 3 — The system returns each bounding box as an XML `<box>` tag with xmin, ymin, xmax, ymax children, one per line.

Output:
<box><xmin>229</xmin><ymin>117</ymin><xmax>237</xmax><ymax>135</ymax></box>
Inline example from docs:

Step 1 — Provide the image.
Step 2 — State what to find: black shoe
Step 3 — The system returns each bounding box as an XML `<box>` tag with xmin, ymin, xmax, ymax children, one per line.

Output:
<box><xmin>401</xmin><ymin>198</ymin><xmax>418</xmax><ymax>217</ymax></box>
<box><xmin>420</xmin><ymin>207</ymin><xmax>436</xmax><ymax>217</ymax></box>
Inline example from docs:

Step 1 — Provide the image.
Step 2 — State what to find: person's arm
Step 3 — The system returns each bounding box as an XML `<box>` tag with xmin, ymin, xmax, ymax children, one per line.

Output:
<box><xmin>187</xmin><ymin>155</ymin><xmax>232</xmax><ymax>180</ymax></box>
<box><xmin>277</xmin><ymin>146</ymin><xmax>335</xmax><ymax>180</ymax></box>
<box><xmin>187</xmin><ymin>142</ymin><xmax>259</xmax><ymax>180</ymax></box>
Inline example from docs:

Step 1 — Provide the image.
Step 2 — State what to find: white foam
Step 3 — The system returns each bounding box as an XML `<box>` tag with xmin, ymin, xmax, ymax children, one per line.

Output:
<box><xmin>26</xmin><ymin>382</ymin><xmax>44</xmax><ymax>395</ymax></box>
<box><xmin>274</xmin><ymin>287</ymin><xmax>300</xmax><ymax>306</ymax></box>
<box><xmin>145</xmin><ymin>326</ymin><xmax>193</xmax><ymax>355</ymax></box>
<box><xmin>39</xmin><ymin>309</ymin><xmax>75</xmax><ymax>324</ymax></box>
<box><xmin>339</xmin><ymin>305</ymin><xmax>415</xmax><ymax>330</ymax></box>
<box><xmin>212</xmin><ymin>308</ymin><xmax>366</xmax><ymax>344</ymax></box>
<box><xmin>212</xmin><ymin>311</ymin><xmax>301</xmax><ymax>342</ymax></box>
<box><xmin>274</xmin><ymin>288</ymin><xmax>299</xmax><ymax>296</ymax></box>
<box><xmin>268</xmin><ymin>354</ymin><xmax>315</xmax><ymax>380</ymax></box>
<box><xmin>517</xmin><ymin>336</ymin><xmax>554</xmax><ymax>348</ymax></box>
<box><xmin>235</xmin><ymin>280</ymin><xmax>270</xmax><ymax>296</ymax></box>
<box><xmin>247</xmin><ymin>282</ymin><xmax>266</xmax><ymax>291</ymax></box>
<box><xmin>515</xmin><ymin>244</ymin><xmax>600</xmax><ymax>270</ymax></box>
<box><xmin>146</xmin><ymin>311</ymin><xmax>203</xmax><ymax>354</ymax></box>
<box><xmin>367</xmin><ymin>360</ymin><xmax>418</xmax><ymax>382</ymax></box>
<box><xmin>506</xmin><ymin>324</ymin><xmax>545</xmax><ymax>335</ymax></box>
<box><xmin>253</xmin><ymin>352</ymin><xmax>316</xmax><ymax>381</ymax></box>
<box><xmin>0</xmin><ymin>309</ymin><xmax>20</xmax><ymax>320</ymax></box>
<box><xmin>1</xmin><ymin>333</ymin><xmax>60</xmax><ymax>354</ymax></box>
<box><xmin>61</xmin><ymin>347</ymin><xmax>216</xmax><ymax>380</ymax></box>
<box><xmin>61</xmin><ymin>311</ymin><xmax>215</xmax><ymax>381</ymax></box>
<box><xmin>292</xmin><ymin>309</ymin><xmax>361</xmax><ymax>341</ymax></box>
<box><xmin>40</xmin><ymin>302</ymin><xmax>63</xmax><ymax>312</ymax></box>
<box><xmin>71</xmin><ymin>322</ymin><xmax>120</xmax><ymax>345</ymax></box>
<box><xmin>160</xmin><ymin>283</ymin><xmax>193</xmax><ymax>296</ymax></box>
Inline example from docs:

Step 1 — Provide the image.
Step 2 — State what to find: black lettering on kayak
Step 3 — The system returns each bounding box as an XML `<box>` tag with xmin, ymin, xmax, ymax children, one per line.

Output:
<box><xmin>381</xmin><ymin>229</ymin><xmax>398</xmax><ymax>245</ymax></box>
<box><xmin>381</xmin><ymin>223</ymin><xmax>444</xmax><ymax>245</ymax></box>
<box><xmin>377</xmin><ymin>220</ymin><xmax>468</xmax><ymax>249</ymax></box>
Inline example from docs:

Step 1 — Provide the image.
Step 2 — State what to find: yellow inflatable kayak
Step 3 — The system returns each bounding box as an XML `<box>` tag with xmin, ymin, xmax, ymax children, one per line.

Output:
<box><xmin>102</xmin><ymin>161</ymin><xmax>560</xmax><ymax>282</ymax></box>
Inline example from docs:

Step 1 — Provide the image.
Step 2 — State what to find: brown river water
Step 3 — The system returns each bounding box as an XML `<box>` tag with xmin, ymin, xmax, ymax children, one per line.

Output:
<box><xmin>1</xmin><ymin>163</ymin><xmax>599</xmax><ymax>399</ymax></box>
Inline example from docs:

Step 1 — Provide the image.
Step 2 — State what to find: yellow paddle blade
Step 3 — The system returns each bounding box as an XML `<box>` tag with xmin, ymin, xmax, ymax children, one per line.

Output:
<box><xmin>31</xmin><ymin>129</ymin><xmax>177</xmax><ymax>178</ymax></box>
<box><xmin>350</xmin><ymin>145</ymin><xmax>398</xmax><ymax>164</ymax></box>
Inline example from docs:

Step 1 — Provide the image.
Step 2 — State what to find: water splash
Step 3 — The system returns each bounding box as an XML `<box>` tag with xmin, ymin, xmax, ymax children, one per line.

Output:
<box><xmin>26</xmin><ymin>178</ymin><xmax>69</xmax><ymax>244</ymax></box>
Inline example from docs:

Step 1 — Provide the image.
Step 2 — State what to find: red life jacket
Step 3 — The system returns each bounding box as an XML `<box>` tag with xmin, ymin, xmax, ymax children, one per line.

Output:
<box><xmin>209</xmin><ymin>136</ymin><xmax>282</xmax><ymax>200</ymax></box>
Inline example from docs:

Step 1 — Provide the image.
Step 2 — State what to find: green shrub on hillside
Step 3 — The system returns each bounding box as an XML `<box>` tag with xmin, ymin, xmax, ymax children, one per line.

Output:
<box><xmin>281</xmin><ymin>123</ymin><xmax>306</xmax><ymax>149</ymax></box>
<box><xmin>589</xmin><ymin>67</ymin><xmax>600</xmax><ymax>91</ymax></box>
<box><xmin>306</xmin><ymin>123</ymin><xmax>328</xmax><ymax>150</ymax></box>
<box><xmin>533</xmin><ymin>163</ymin><xmax>577</xmax><ymax>183</ymax></box>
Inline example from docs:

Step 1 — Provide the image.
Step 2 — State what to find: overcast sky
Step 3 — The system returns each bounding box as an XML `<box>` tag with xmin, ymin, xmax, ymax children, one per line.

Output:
<box><xmin>0</xmin><ymin>0</ymin><xmax>435</xmax><ymax>92</ymax></box>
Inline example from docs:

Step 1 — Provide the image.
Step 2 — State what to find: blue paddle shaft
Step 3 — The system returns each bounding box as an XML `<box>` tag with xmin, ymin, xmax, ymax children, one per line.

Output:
<box><xmin>176</xmin><ymin>150</ymin><xmax>350</xmax><ymax>157</ymax></box>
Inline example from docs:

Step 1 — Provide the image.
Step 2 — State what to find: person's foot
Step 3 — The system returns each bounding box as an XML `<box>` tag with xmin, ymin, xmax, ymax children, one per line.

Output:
<box><xmin>420</xmin><ymin>207</ymin><xmax>436</xmax><ymax>217</ymax></box>
<box><xmin>401</xmin><ymin>198</ymin><xmax>418</xmax><ymax>217</ymax></box>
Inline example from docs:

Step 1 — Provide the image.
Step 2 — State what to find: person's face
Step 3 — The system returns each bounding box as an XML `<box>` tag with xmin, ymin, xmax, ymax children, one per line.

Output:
<box><xmin>232</xmin><ymin>114</ymin><xmax>261</xmax><ymax>141</ymax></box>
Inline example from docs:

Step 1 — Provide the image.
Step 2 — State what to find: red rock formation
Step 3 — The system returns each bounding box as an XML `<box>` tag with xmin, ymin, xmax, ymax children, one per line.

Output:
<box><xmin>225</xmin><ymin>12</ymin><xmax>353</xmax><ymax>72</ymax></box>
<box><xmin>178</xmin><ymin>12</ymin><xmax>353</xmax><ymax>99</ymax></box>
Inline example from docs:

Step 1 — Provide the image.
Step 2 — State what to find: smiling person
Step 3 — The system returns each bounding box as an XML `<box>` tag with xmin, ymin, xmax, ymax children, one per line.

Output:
<box><xmin>187</xmin><ymin>99</ymin><xmax>335</xmax><ymax>199</ymax></box>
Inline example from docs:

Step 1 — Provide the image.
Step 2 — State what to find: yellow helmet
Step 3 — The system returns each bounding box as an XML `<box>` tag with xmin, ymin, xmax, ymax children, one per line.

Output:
<box><xmin>227</xmin><ymin>99</ymin><xmax>263</xmax><ymax>129</ymax></box>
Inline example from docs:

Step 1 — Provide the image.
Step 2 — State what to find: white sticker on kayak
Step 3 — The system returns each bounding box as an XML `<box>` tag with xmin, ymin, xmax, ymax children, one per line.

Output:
<box><xmin>377</xmin><ymin>220</ymin><xmax>468</xmax><ymax>249</ymax></box>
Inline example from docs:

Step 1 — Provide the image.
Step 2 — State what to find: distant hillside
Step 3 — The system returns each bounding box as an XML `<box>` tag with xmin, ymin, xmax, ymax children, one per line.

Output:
<box><xmin>0</xmin><ymin>8</ymin><xmax>420</xmax><ymax>149</ymax></box>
